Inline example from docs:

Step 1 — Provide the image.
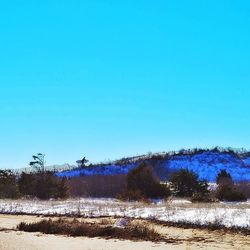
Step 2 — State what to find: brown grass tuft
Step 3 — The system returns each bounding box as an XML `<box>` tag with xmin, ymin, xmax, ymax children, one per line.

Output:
<box><xmin>17</xmin><ymin>218</ymin><xmax>164</xmax><ymax>242</ymax></box>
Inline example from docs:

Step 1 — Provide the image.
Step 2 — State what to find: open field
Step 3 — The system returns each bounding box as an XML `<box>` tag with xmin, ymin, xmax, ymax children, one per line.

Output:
<box><xmin>1</xmin><ymin>199</ymin><xmax>249</xmax><ymax>249</ymax></box>
<box><xmin>0</xmin><ymin>215</ymin><xmax>250</xmax><ymax>250</ymax></box>
<box><xmin>0</xmin><ymin>198</ymin><xmax>249</xmax><ymax>229</ymax></box>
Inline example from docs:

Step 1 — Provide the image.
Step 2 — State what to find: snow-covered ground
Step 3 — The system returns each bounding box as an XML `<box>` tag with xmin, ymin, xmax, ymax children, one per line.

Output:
<box><xmin>0</xmin><ymin>198</ymin><xmax>249</xmax><ymax>229</ymax></box>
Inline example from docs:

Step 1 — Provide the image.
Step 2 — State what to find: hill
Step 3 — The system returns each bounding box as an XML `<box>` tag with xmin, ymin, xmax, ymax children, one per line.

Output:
<box><xmin>56</xmin><ymin>148</ymin><xmax>250</xmax><ymax>182</ymax></box>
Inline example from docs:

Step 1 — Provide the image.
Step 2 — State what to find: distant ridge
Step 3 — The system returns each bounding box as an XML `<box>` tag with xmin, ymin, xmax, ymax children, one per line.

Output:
<box><xmin>13</xmin><ymin>163</ymin><xmax>76</xmax><ymax>174</ymax></box>
<box><xmin>57</xmin><ymin>147</ymin><xmax>250</xmax><ymax>182</ymax></box>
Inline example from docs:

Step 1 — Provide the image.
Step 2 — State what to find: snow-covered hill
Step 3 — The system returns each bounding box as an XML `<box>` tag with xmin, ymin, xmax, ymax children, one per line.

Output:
<box><xmin>165</xmin><ymin>151</ymin><xmax>250</xmax><ymax>181</ymax></box>
<box><xmin>56</xmin><ymin>148</ymin><xmax>250</xmax><ymax>182</ymax></box>
<box><xmin>56</xmin><ymin>163</ymin><xmax>137</xmax><ymax>178</ymax></box>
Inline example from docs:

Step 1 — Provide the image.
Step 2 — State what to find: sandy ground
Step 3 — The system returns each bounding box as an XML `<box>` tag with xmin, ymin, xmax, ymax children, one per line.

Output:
<box><xmin>0</xmin><ymin>215</ymin><xmax>249</xmax><ymax>250</ymax></box>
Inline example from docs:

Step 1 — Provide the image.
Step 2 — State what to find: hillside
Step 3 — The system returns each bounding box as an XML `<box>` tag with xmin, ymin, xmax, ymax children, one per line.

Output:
<box><xmin>57</xmin><ymin>148</ymin><xmax>250</xmax><ymax>182</ymax></box>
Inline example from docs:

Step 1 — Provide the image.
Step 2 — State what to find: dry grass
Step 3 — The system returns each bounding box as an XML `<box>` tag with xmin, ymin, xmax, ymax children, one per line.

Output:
<box><xmin>17</xmin><ymin>218</ymin><xmax>165</xmax><ymax>242</ymax></box>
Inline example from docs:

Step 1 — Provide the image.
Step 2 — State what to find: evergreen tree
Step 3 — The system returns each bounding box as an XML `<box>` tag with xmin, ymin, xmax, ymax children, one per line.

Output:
<box><xmin>170</xmin><ymin>169</ymin><xmax>209</xmax><ymax>197</ymax></box>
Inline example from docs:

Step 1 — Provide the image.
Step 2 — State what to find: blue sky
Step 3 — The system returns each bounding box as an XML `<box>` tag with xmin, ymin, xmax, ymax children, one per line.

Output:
<box><xmin>0</xmin><ymin>1</ymin><xmax>250</xmax><ymax>168</ymax></box>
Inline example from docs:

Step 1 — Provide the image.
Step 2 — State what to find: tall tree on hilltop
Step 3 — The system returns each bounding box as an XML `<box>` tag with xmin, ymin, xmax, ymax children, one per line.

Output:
<box><xmin>29</xmin><ymin>153</ymin><xmax>45</xmax><ymax>173</ymax></box>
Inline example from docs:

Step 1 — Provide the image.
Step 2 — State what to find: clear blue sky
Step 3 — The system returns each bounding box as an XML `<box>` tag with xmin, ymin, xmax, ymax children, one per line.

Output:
<box><xmin>0</xmin><ymin>0</ymin><xmax>250</xmax><ymax>168</ymax></box>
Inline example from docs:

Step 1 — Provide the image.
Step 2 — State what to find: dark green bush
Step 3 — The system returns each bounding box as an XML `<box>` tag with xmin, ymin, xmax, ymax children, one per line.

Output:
<box><xmin>119</xmin><ymin>163</ymin><xmax>170</xmax><ymax>201</ymax></box>
<box><xmin>170</xmin><ymin>169</ymin><xmax>209</xmax><ymax>198</ymax></box>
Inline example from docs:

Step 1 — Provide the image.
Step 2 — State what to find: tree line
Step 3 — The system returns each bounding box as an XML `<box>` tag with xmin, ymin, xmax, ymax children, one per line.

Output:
<box><xmin>118</xmin><ymin>163</ymin><xmax>247</xmax><ymax>202</ymax></box>
<box><xmin>0</xmin><ymin>154</ymin><xmax>248</xmax><ymax>201</ymax></box>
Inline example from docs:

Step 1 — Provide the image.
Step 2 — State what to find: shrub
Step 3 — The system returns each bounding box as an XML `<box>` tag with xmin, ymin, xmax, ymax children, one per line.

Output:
<box><xmin>0</xmin><ymin>170</ymin><xmax>19</xmax><ymax>199</ymax></box>
<box><xmin>215</xmin><ymin>170</ymin><xmax>247</xmax><ymax>202</ymax></box>
<box><xmin>119</xmin><ymin>163</ymin><xmax>170</xmax><ymax>201</ymax></box>
<box><xmin>18</xmin><ymin>172</ymin><xmax>70</xmax><ymax>200</ymax></box>
<box><xmin>216</xmin><ymin>169</ymin><xmax>233</xmax><ymax>187</ymax></box>
<box><xmin>235</xmin><ymin>182</ymin><xmax>250</xmax><ymax>198</ymax></box>
<box><xmin>216</xmin><ymin>185</ymin><xmax>247</xmax><ymax>202</ymax></box>
<box><xmin>18</xmin><ymin>172</ymin><xmax>36</xmax><ymax>197</ymax></box>
<box><xmin>170</xmin><ymin>169</ymin><xmax>209</xmax><ymax>197</ymax></box>
<box><xmin>56</xmin><ymin>177</ymin><xmax>70</xmax><ymax>199</ymax></box>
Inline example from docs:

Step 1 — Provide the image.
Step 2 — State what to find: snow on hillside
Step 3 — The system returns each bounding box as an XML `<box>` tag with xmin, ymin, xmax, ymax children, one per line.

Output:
<box><xmin>166</xmin><ymin>152</ymin><xmax>250</xmax><ymax>182</ymax></box>
<box><xmin>243</xmin><ymin>157</ymin><xmax>250</xmax><ymax>166</ymax></box>
<box><xmin>56</xmin><ymin>150</ymin><xmax>250</xmax><ymax>182</ymax></box>
<box><xmin>56</xmin><ymin>163</ymin><xmax>137</xmax><ymax>178</ymax></box>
